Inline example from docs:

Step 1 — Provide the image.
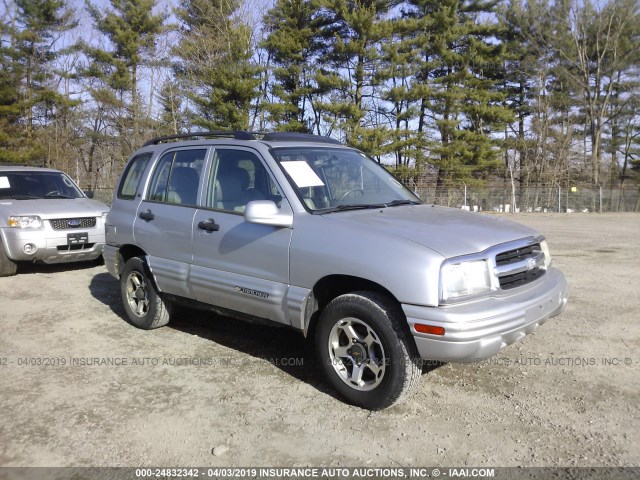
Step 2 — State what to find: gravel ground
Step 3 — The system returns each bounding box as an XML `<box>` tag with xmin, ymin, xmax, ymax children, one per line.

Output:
<box><xmin>0</xmin><ymin>213</ymin><xmax>638</xmax><ymax>468</ymax></box>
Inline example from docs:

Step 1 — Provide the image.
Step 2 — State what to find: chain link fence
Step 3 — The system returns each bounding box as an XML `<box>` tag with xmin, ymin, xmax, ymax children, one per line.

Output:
<box><xmin>408</xmin><ymin>182</ymin><xmax>640</xmax><ymax>213</ymax></box>
<box><xmin>91</xmin><ymin>183</ymin><xmax>640</xmax><ymax>213</ymax></box>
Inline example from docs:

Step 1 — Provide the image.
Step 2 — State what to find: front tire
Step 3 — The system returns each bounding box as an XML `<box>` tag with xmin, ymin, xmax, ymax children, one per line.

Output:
<box><xmin>315</xmin><ymin>291</ymin><xmax>421</xmax><ymax>410</ymax></box>
<box><xmin>0</xmin><ymin>240</ymin><xmax>18</xmax><ymax>277</ymax></box>
<box><xmin>120</xmin><ymin>256</ymin><xmax>171</xmax><ymax>329</ymax></box>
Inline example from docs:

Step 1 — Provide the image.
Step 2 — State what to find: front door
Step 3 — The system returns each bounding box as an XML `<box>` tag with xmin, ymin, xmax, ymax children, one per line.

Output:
<box><xmin>190</xmin><ymin>147</ymin><xmax>293</xmax><ymax>325</ymax></box>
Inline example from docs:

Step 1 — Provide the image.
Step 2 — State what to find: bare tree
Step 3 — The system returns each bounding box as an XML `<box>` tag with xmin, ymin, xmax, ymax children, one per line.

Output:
<box><xmin>555</xmin><ymin>0</ymin><xmax>639</xmax><ymax>185</ymax></box>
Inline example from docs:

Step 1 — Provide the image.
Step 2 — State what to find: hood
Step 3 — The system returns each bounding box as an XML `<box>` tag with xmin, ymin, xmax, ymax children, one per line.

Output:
<box><xmin>0</xmin><ymin>197</ymin><xmax>109</xmax><ymax>218</ymax></box>
<box><xmin>321</xmin><ymin>204</ymin><xmax>539</xmax><ymax>258</ymax></box>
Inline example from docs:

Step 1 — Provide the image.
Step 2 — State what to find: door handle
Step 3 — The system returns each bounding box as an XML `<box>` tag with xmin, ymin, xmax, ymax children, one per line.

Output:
<box><xmin>139</xmin><ymin>209</ymin><xmax>154</xmax><ymax>221</ymax></box>
<box><xmin>197</xmin><ymin>218</ymin><xmax>220</xmax><ymax>232</ymax></box>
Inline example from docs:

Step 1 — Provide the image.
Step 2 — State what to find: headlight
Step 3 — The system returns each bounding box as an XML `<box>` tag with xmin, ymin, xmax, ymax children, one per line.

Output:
<box><xmin>440</xmin><ymin>259</ymin><xmax>492</xmax><ymax>302</ymax></box>
<box><xmin>540</xmin><ymin>240</ymin><xmax>552</xmax><ymax>269</ymax></box>
<box><xmin>8</xmin><ymin>216</ymin><xmax>42</xmax><ymax>229</ymax></box>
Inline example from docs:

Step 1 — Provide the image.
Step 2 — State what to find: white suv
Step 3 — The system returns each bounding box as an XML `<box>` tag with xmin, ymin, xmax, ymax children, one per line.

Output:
<box><xmin>0</xmin><ymin>166</ymin><xmax>108</xmax><ymax>276</ymax></box>
<box><xmin>104</xmin><ymin>131</ymin><xmax>567</xmax><ymax>410</ymax></box>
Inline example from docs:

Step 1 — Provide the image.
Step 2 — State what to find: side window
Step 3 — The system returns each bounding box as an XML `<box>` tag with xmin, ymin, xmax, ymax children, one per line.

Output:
<box><xmin>146</xmin><ymin>149</ymin><xmax>206</xmax><ymax>206</ymax></box>
<box><xmin>118</xmin><ymin>152</ymin><xmax>152</xmax><ymax>200</ymax></box>
<box><xmin>205</xmin><ymin>149</ymin><xmax>281</xmax><ymax>213</ymax></box>
<box><xmin>148</xmin><ymin>153</ymin><xmax>174</xmax><ymax>202</ymax></box>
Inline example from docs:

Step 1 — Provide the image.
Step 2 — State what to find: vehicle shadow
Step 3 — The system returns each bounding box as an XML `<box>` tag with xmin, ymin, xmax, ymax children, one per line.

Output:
<box><xmin>17</xmin><ymin>257</ymin><xmax>103</xmax><ymax>275</ymax></box>
<box><xmin>89</xmin><ymin>271</ymin><xmax>128</xmax><ymax>320</ymax></box>
<box><xmin>88</xmin><ymin>271</ymin><xmax>443</xmax><ymax>404</ymax></box>
<box><xmin>88</xmin><ymin>272</ymin><xmax>337</xmax><ymax>399</ymax></box>
<box><xmin>170</xmin><ymin>306</ymin><xmax>330</xmax><ymax>393</ymax></box>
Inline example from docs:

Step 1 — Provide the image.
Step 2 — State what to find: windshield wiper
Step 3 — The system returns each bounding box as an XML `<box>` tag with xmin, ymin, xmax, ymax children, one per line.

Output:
<box><xmin>384</xmin><ymin>199</ymin><xmax>421</xmax><ymax>207</ymax></box>
<box><xmin>319</xmin><ymin>200</ymin><xmax>421</xmax><ymax>214</ymax></box>
<box><xmin>44</xmin><ymin>193</ymin><xmax>73</xmax><ymax>199</ymax></box>
<box><xmin>336</xmin><ymin>204</ymin><xmax>385</xmax><ymax>210</ymax></box>
<box><xmin>317</xmin><ymin>199</ymin><xmax>421</xmax><ymax>214</ymax></box>
<box><xmin>319</xmin><ymin>203</ymin><xmax>387</xmax><ymax>213</ymax></box>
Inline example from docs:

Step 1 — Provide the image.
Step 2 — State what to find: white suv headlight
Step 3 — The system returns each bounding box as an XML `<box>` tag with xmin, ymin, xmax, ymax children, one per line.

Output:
<box><xmin>440</xmin><ymin>259</ymin><xmax>492</xmax><ymax>302</ymax></box>
<box><xmin>8</xmin><ymin>216</ymin><xmax>42</xmax><ymax>229</ymax></box>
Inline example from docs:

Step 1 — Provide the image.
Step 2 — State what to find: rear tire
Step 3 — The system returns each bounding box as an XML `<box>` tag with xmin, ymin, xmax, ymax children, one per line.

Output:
<box><xmin>120</xmin><ymin>256</ymin><xmax>171</xmax><ymax>329</ymax></box>
<box><xmin>0</xmin><ymin>240</ymin><xmax>18</xmax><ymax>277</ymax></box>
<box><xmin>315</xmin><ymin>291</ymin><xmax>421</xmax><ymax>410</ymax></box>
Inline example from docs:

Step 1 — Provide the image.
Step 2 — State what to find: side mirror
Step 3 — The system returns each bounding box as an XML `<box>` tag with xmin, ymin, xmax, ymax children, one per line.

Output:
<box><xmin>244</xmin><ymin>200</ymin><xmax>293</xmax><ymax>228</ymax></box>
<box><xmin>84</xmin><ymin>190</ymin><xmax>95</xmax><ymax>199</ymax></box>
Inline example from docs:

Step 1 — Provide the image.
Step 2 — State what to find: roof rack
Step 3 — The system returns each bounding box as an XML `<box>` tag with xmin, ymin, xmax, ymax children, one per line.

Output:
<box><xmin>142</xmin><ymin>130</ymin><xmax>343</xmax><ymax>147</ymax></box>
<box><xmin>260</xmin><ymin>132</ymin><xmax>342</xmax><ymax>145</ymax></box>
<box><xmin>143</xmin><ymin>130</ymin><xmax>256</xmax><ymax>146</ymax></box>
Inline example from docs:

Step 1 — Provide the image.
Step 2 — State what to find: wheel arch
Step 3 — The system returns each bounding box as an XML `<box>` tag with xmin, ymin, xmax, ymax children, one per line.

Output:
<box><xmin>304</xmin><ymin>274</ymin><xmax>406</xmax><ymax>339</ymax></box>
<box><xmin>311</xmin><ymin>282</ymin><xmax>422</xmax><ymax>409</ymax></box>
<box><xmin>120</xmin><ymin>254</ymin><xmax>171</xmax><ymax>329</ymax></box>
<box><xmin>0</xmin><ymin>229</ymin><xmax>15</xmax><ymax>258</ymax></box>
<box><xmin>0</xmin><ymin>233</ymin><xmax>19</xmax><ymax>276</ymax></box>
<box><xmin>114</xmin><ymin>244</ymin><xmax>147</xmax><ymax>276</ymax></box>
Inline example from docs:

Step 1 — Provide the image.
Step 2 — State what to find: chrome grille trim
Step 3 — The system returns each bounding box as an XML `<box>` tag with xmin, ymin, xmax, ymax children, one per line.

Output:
<box><xmin>494</xmin><ymin>242</ymin><xmax>546</xmax><ymax>290</ymax></box>
<box><xmin>495</xmin><ymin>244</ymin><xmax>538</xmax><ymax>265</ymax></box>
<box><xmin>49</xmin><ymin>217</ymin><xmax>97</xmax><ymax>230</ymax></box>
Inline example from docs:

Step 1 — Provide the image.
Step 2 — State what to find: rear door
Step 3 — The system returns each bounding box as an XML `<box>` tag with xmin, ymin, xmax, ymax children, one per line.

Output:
<box><xmin>133</xmin><ymin>147</ymin><xmax>208</xmax><ymax>297</ymax></box>
<box><xmin>108</xmin><ymin>151</ymin><xmax>152</xmax><ymax>247</ymax></box>
<box><xmin>190</xmin><ymin>147</ymin><xmax>293</xmax><ymax>325</ymax></box>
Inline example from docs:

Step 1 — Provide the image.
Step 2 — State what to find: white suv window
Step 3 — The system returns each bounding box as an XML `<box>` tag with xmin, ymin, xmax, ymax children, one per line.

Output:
<box><xmin>118</xmin><ymin>152</ymin><xmax>151</xmax><ymax>200</ymax></box>
<box><xmin>205</xmin><ymin>149</ymin><xmax>281</xmax><ymax>213</ymax></box>
<box><xmin>147</xmin><ymin>149</ymin><xmax>206</xmax><ymax>206</ymax></box>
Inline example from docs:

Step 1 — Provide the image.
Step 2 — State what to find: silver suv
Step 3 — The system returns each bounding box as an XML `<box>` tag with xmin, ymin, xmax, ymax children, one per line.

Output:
<box><xmin>104</xmin><ymin>131</ymin><xmax>567</xmax><ymax>410</ymax></box>
<box><xmin>0</xmin><ymin>166</ymin><xmax>108</xmax><ymax>276</ymax></box>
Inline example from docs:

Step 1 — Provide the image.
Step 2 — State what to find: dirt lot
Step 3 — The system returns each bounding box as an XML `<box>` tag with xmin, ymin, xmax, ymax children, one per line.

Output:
<box><xmin>0</xmin><ymin>213</ymin><xmax>638</xmax><ymax>468</ymax></box>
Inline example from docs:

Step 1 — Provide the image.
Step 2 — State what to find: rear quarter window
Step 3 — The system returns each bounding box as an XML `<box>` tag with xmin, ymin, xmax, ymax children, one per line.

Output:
<box><xmin>118</xmin><ymin>153</ymin><xmax>152</xmax><ymax>200</ymax></box>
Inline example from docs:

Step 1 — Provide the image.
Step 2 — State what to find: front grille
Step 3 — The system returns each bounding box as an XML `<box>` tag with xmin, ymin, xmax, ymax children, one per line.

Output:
<box><xmin>495</xmin><ymin>244</ymin><xmax>538</xmax><ymax>266</ymax></box>
<box><xmin>495</xmin><ymin>243</ymin><xmax>545</xmax><ymax>290</ymax></box>
<box><xmin>50</xmin><ymin>217</ymin><xmax>97</xmax><ymax>230</ymax></box>
<box><xmin>499</xmin><ymin>267</ymin><xmax>545</xmax><ymax>290</ymax></box>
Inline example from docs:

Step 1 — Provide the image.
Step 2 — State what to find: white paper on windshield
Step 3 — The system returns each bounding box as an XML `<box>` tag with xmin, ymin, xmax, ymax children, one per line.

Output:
<box><xmin>281</xmin><ymin>161</ymin><xmax>325</xmax><ymax>188</ymax></box>
<box><xmin>0</xmin><ymin>177</ymin><xmax>10</xmax><ymax>189</ymax></box>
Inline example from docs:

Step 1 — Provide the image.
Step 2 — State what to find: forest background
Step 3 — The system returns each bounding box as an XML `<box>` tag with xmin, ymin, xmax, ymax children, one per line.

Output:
<box><xmin>1</xmin><ymin>0</ymin><xmax>639</xmax><ymax>211</ymax></box>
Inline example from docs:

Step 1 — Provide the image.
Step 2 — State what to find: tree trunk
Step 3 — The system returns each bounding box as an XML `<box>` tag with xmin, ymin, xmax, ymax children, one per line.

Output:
<box><xmin>132</xmin><ymin>64</ymin><xmax>139</xmax><ymax>149</ymax></box>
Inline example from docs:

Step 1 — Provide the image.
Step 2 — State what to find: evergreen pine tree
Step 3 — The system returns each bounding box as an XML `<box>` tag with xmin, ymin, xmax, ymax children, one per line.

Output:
<box><xmin>262</xmin><ymin>0</ymin><xmax>317</xmax><ymax>132</ymax></box>
<box><xmin>85</xmin><ymin>0</ymin><xmax>166</xmax><ymax>148</ymax></box>
<box><xmin>313</xmin><ymin>0</ymin><xmax>390</xmax><ymax>152</ymax></box>
<box><xmin>409</xmin><ymin>0</ymin><xmax>514</xmax><ymax>186</ymax></box>
<box><xmin>377</xmin><ymin>12</ymin><xmax>424</xmax><ymax>167</ymax></box>
<box><xmin>174</xmin><ymin>0</ymin><xmax>261</xmax><ymax>131</ymax></box>
<box><xmin>0</xmin><ymin>0</ymin><xmax>76</xmax><ymax>164</ymax></box>
<box><xmin>0</xmin><ymin>14</ymin><xmax>25</xmax><ymax>163</ymax></box>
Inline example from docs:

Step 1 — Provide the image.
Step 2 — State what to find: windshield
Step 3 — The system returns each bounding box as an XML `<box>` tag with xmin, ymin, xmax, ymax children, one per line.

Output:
<box><xmin>271</xmin><ymin>147</ymin><xmax>421</xmax><ymax>212</ymax></box>
<box><xmin>0</xmin><ymin>171</ymin><xmax>84</xmax><ymax>200</ymax></box>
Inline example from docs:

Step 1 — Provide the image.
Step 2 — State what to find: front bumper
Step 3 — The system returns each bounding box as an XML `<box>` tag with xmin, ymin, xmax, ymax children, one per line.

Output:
<box><xmin>1</xmin><ymin>226</ymin><xmax>105</xmax><ymax>264</ymax></box>
<box><xmin>403</xmin><ymin>267</ymin><xmax>568</xmax><ymax>363</ymax></box>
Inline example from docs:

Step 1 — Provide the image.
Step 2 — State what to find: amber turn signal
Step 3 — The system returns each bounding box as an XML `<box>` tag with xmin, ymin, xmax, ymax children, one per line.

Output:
<box><xmin>414</xmin><ymin>324</ymin><xmax>445</xmax><ymax>335</ymax></box>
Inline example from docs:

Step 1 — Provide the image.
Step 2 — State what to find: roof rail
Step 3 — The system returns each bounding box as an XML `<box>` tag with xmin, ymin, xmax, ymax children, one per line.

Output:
<box><xmin>260</xmin><ymin>132</ymin><xmax>342</xmax><ymax>145</ymax></box>
<box><xmin>142</xmin><ymin>130</ymin><xmax>256</xmax><ymax>146</ymax></box>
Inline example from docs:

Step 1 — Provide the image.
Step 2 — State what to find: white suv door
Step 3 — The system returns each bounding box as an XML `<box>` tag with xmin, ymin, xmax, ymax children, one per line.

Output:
<box><xmin>133</xmin><ymin>147</ymin><xmax>208</xmax><ymax>298</ymax></box>
<box><xmin>190</xmin><ymin>147</ymin><xmax>293</xmax><ymax>325</ymax></box>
